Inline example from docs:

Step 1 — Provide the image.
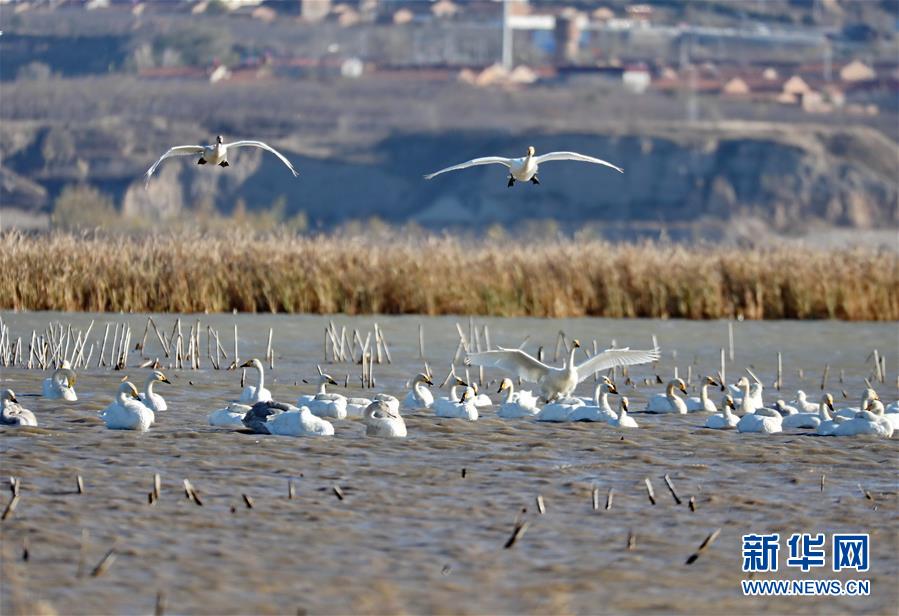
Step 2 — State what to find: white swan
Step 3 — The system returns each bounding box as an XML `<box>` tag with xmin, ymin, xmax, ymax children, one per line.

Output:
<box><xmin>243</xmin><ymin>401</ymin><xmax>335</xmax><ymax>437</ymax></box>
<box><xmin>496</xmin><ymin>377</ymin><xmax>539</xmax><ymax>418</ymax></box>
<box><xmin>737</xmin><ymin>407</ymin><xmax>782</xmax><ymax>434</ymax></box>
<box><xmin>1</xmin><ymin>390</ymin><xmax>37</xmax><ymax>427</ymax></box>
<box><xmin>139</xmin><ymin>370</ymin><xmax>171</xmax><ymax>413</ymax></box>
<box><xmin>42</xmin><ymin>360</ymin><xmax>77</xmax><ymax>401</ymax></box>
<box><xmin>773</xmin><ymin>400</ymin><xmax>798</xmax><ymax>416</ymax></box>
<box><xmin>834</xmin><ymin>388</ymin><xmax>884</xmax><ymax>419</ymax></box>
<box><xmin>363</xmin><ymin>399</ymin><xmax>407</xmax><ymax>437</ymax></box>
<box><xmin>833</xmin><ymin>402</ymin><xmax>893</xmax><ymax>438</ymax></box>
<box><xmin>570</xmin><ymin>382</ymin><xmax>619</xmax><ymax>422</ymax></box>
<box><xmin>424</xmin><ymin>145</ymin><xmax>623</xmax><ymax>187</ymax></box>
<box><xmin>783</xmin><ymin>393</ymin><xmax>834</xmax><ymax>430</ymax></box>
<box><xmin>609</xmin><ymin>396</ymin><xmax>638</xmax><ymax>429</ymax></box>
<box><xmin>644</xmin><ymin>378</ymin><xmax>689</xmax><ymax>414</ymax></box>
<box><xmin>466</xmin><ymin>339</ymin><xmax>659</xmax><ymax>402</ymax></box>
<box><xmin>469</xmin><ymin>383</ymin><xmax>493</xmax><ymax>407</ymax></box>
<box><xmin>373</xmin><ymin>393</ymin><xmax>401</xmax><ymax>415</ymax></box>
<box><xmin>100</xmin><ymin>381</ymin><xmax>154</xmax><ymax>432</ymax></box>
<box><xmin>144</xmin><ymin>135</ymin><xmax>298</xmax><ymax>185</ymax></box>
<box><xmin>686</xmin><ymin>377</ymin><xmax>718</xmax><ymax>413</ymax></box>
<box><xmin>433</xmin><ymin>386</ymin><xmax>478</xmax><ymax>420</ymax></box>
<box><xmin>886</xmin><ymin>401</ymin><xmax>899</xmax><ymax>414</ymax></box>
<box><xmin>402</xmin><ymin>373</ymin><xmax>435</xmax><ymax>410</ymax></box>
<box><xmin>298</xmin><ymin>372</ymin><xmax>347</xmax><ymax>419</ymax></box>
<box><xmin>732</xmin><ymin>377</ymin><xmax>763</xmax><ymax>415</ymax></box>
<box><xmin>704</xmin><ymin>395</ymin><xmax>739</xmax><ymax>430</ymax></box>
<box><xmin>816</xmin><ymin>396</ymin><xmax>842</xmax><ymax>436</ymax></box>
<box><xmin>788</xmin><ymin>390</ymin><xmax>818</xmax><ymax>414</ymax></box>
<box><xmin>239</xmin><ymin>358</ymin><xmax>272</xmax><ymax>404</ymax></box>
<box><xmin>208</xmin><ymin>402</ymin><xmax>252</xmax><ymax>428</ymax></box>
<box><xmin>536</xmin><ymin>396</ymin><xmax>584</xmax><ymax>423</ymax></box>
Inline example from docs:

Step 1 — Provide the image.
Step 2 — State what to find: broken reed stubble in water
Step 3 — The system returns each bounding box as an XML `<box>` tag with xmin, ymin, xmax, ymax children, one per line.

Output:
<box><xmin>1</xmin><ymin>231</ymin><xmax>896</xmax><ymax>320</ymax></box>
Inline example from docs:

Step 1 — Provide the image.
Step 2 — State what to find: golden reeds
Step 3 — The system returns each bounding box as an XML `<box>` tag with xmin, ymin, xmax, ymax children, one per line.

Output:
<box><xmin>1</xmin><ymin>230</ymin><xmax>896</xmax><ymax>320</ymax></box>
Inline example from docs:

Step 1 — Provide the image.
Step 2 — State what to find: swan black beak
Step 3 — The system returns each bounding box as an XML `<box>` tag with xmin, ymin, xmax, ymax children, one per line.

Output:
<box><xmin>240</xmin><ymin>360</ymin><xmax>254</xmax><ymax>368</ymax></box>
<box><xmin>608</xmin><ymin>383</ymin><xmax>619</xmax><ymax>395</ymax></box>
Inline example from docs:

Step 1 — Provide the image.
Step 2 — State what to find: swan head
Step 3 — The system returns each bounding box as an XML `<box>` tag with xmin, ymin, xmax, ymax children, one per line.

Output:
<box><xmin>453</xmin><ymin>376</ymin><xmax>468</xmax><ymax>387</ymax></box>
<box><xmin>619</xmin><ymin>396</ymin><xmax>629</xmax><ymax>413</ymax></box>
<box><xmin>703</xmin><ymin>376</ymin><xmax>718</xmax><ymax>387</ymax></box>
<box><xmin>414</xmin><ymin>373</ymin><xmax>434</xmax><ymax>386</ymax></box>
<box><xmin>822</xmin><ymin>393</ymin><xmax>834</xmax><ymax>412</ymax></box>
<box><xmin>240</xmin><ymin>358</ymin><xmax>264</xmax><ymax>370</ymax></box>
<box><xmin>1</xmin><ymin>389</ymin><xmax>18</xmax><ymax>404</ymax></box>
<box><xmin>61</xmin><ymin>360</ymin><xmax>72</xmax><ymax>370</ymax></box>
<box><xmin>671</xmin><ymin>378</ymin><xmax>687</xmax><ymax>394</ymax></box>
<box><xmin>571</xmin><ymin>339</ymin><xmax>581</xmax><ymax>349</ymax></box>
<box><xmin>318</xmin><ymin>373</ymin><xmax>338</xmax><ymax>386</ymax></box>
<box><xmin>216</xmin><ymin>135</ymin><xmax>224</xmax><ymax>144</ymax></box>
<box><xmin>119</xmin><ymin>381</ymin><xmax>141</xmax><ymax>400</ymax></box>
<box><xmin>735</xmin><ymin>376</ymin><xmax>751</xmax><ymax>389</ymax></box>
<box><xmin>364</xmin><ymin>399</ymin><xmax>399</xmax><ymax>422</ymax></box>
<box><xmin>459</xmin><ymin>387</ymin><xmax>475</xmax><ymax>403</ymax></box>
<box><xmin>864</xmin><ymin>388</ymin><xmax>879</xmax><ymax>402</ymax></box>
<box><xmin>603</xmin><ymin>381</ymin><xmax>619</xmax><ymax>395</ymax></box>
<box><xmin>796</xmin><ymin>389</ymin><xmax>807</xmax><ymax>400</ymax></box>
<box><xmin>526</xmin><ymin>145</ymin><xmax>535</xmax><ymax>157</ymax></box>
<box><xmin>724</xmin><ymin>395</ymin><xmax>736</xmax><ymax>410</ymax></box>
<box><xmin>498</xmin><ymin>377</ymin><xmax>513</xmax><ymax>394</ymax></box>
<box><xmin>150</xmin><ymin>370</ymin><xmax>171</xmax><ymax>384</ymax></box>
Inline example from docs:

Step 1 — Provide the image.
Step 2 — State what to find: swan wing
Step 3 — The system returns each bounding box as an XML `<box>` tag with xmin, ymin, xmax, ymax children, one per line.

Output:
<box><xmin>575</xmin><ymin>347</ymin><xmax>660</xmax><ymax>383</ymax></box>
<box><xmin>144</xmin><ymin>145</ymin><xmax>205</xmax><ymax>185</ymax></box>
<box><xmin>533</xmin><ymin>151</ymin><xmax>624</xmax><ymax>173</ymax></box>
<box><xmin>465</xmin><ymin>347</ymin><xmax>551</xmax><ymax>383</ymax></box>
<box><xmin>423</xmin><ymin>156</ymin><xmax>512</xmax><ymax>180</ymax></box>
<box><xmin>226</xmin><ymin>140</ymin><xmax>299</xmax><ymax>177</ymax></box>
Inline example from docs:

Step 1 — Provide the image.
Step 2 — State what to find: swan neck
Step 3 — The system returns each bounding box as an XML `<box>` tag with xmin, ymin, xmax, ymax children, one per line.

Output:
<box><xmin>254</xmin><ymin>363</ymin><xmax>264</xmax><ymax>389</ymax></box>
<box><xmin>504</xmin><ymin>385</ymin><xmax>515</xmax><ymax>404</ymax></box>
<box><xmin>666</xmin><ymin>383</ymin><xmax>681</xmax><ymax>401</ymax></box>
<box><xmin>145</xmin><ymin>378</ymin><xmax>156</xmax><ymax>397</ymax></box>
<box><xmin>317</xmin><ymin>382</ymin><xmax>327</xmax><ymax>395</ymax></box>
<box><xmin>700</xmin><ymin>383</ymin><xmax>709</xmax><ymax>402</ymax></box>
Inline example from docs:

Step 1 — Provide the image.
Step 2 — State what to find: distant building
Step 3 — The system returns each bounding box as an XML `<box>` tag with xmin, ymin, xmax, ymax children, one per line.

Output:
<box><xmin>722</xmin><ymin>77</ymin><xmax>749</xmax><ymax>96</ymax></box>
<box><xmin>393</xmin><ymin>7</ymin><xmax>413</xmax><ymax>25</ymax></box>
<box><xmin>431</xmin><ymin>0</ymin><xmax>458</xmax><ymax>19</ymax></box>
<box><xmin>301</xmin><ymin>0</ymin><xmax>331</xmax><ymax>22</ymax></box>
<box><xmin>622</xmin><ymin>64</ymin><xmax>651</xmax><ymax>93</ymax></box>
<box><xmin>839</xmin><ymin>59</ymin><xmax>876</xmax><ymax>82</ymax></box>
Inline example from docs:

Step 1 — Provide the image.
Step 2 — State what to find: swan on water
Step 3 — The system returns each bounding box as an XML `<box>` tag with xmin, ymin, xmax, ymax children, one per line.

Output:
<box><xmin>466</xmin><ymin>339</ymin><xmax>659</xmax><ymax>402</ymax></box>
<box><xmin>242</xmin><ymin>401</ymin><xmax>335</xmax><ymax>437</ymax></box>
<box><xmin>373</xmin><ymin>393</ymin><xmax>401</xmax><ymax>415</ymax></box>
<box><xmin>834</xmin><ymin>388</ymin><xmax>884</xmax><ymax>419</ymax></box>
<box><xmin>402</xmin><ymin>373</ymin><xmax>435</xmax><ymax>410</ymax></box>
<box><xmin>644</xmin><ymin>378</ymin><xmax>689</xmax><ymax>414</ymax></box>
<box><xmin>1</xmin><ymin>390</ymin><xmax>37</xmax><ymax>427</ymax></box>
<box><xmin>423</xmin><ymin>146</ymin><xmax>623</xmax><ymax>187</ymax></box>
<box><xmin>239</xmin><ymin>359</ymin><xmax>272</xmax><ymax>404</ymax></box>
<box><xmin>570</xmin><ymin>381</ymin><xmax>619</xmax><ymax>422</ymax></box>
<box><xmin>685</xmin><ymin>376</ymin><xmax>718</xmax><ymax>413</ymax></box>
<box><xmin>736</xmin><ymin>407</ymin><xmax>782</xmax><ymax>434</ymax></box>
<box><xmin>100</xmin><ymin>381</ymin><xmax>154</xmax><ymax>432</ymax></box>
<box><xmin>42</xmin><ymin>360</ymin><xmax>77</xmax><ymax>401</ymax></box>
<box><xmin>609</xmin><ymin>396</ymin><xmax>638</xmax><ymax>429</ymax></box>
<box><xmin>783</xmin><ymin>393</ymin><xmax>833</xmax><ymax>430</ymax></box>
<box><xmin>345</xmin><ymin>395</ymin><xmax>374</xmax><ymax>418</ymax></box>
<box><xmin>732</xmin><ymin>377</ymin><xmax>763</xmax><ymax>415</ymax></box>
<box><xmin>299</xmin><ymin>372</ymin><xmax>347</xmax><ymax>419</ymax></box>
<box><xmin>433</xmin><ymin>386</ymin><xmax>478</xmax><ymax>420</ymax></box>
<box><xmin>496</xmin><ymin>377</ymin><xmax>540</xmax><ymax>418</ymax></box>
<box><xmin>536</xmin><ymin>396</ymin><xmax>584</xmax><ymax>423</ymax></box>
<box><xmin>139</xmin><ymin>370</ymin><xmax>171</xmax><ymax>413</ymax></box>
<box><xmin>815</xmin><ymin>395</ymin><xmax>843</xmax><ymax>436</ymax></box>
<box><xmin>363</xmin><ymin>399</ymin><xmax>407</xmax><ymax>437</ymax></box>
<box><xmin>788</xmin><ymin>390</ymin><xmax>818</xmax><ymax>414</ymax></box>
<box><xmin>773</xmin><ymin>400</ymin><xmax>798</xmax><ymax>416</ymax></box>
<box><xmin>704</xmin><ymin>395</ymin><xmax>739</xmax><ymax>430</ymax></box>
<box><xmin>144</xmin><ymin>135</ymin><xmax>299</xmax><ymax>185</ymax></box>
<box><xmin>470</xmin><ymin>383</ymin><xmax>493</xmax><ymax>408</ymax></box>
<box><xmin>208</xmin><ymin>402</ymin><xmax>252</xmax><ymax>428</ymax></box>
<box><xmin>832</xmin><ymin>400</ymin><xmax>894</xmax><ymax>438</ymax></box>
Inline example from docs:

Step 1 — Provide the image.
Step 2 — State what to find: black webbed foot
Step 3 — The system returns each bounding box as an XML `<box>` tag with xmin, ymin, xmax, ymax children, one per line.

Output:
<box><xmin>507</xmin><ymin>176</ymin><xmax>515</xmax><ymax>188</ymax></box>
<box><xmin>197</xmin><ymin>158</ymin><xmax>207</xmax><ymax>165</ymax></box>
<box><xmin>531</xmin><ymin>176</ymin><xmax>540</xmax><ymax>185</ymax></box>
<box><xmin>219</xmin><ymin>161</ymin><xmax>229</xmax><ymax>168</ymax></box>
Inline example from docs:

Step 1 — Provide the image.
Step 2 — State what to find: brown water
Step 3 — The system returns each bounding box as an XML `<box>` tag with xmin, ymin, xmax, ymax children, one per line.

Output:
<box><xmin>1</xmin><ymin>313</ymin><xmax>897</xmax><ymax>615</ymax></box>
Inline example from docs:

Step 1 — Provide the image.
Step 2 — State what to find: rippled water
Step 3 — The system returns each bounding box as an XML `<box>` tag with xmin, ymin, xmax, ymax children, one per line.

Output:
<box><xmin>1</xmin><ymin>313</ymin><xmax>897</xmax><ymax>615</ymax></box>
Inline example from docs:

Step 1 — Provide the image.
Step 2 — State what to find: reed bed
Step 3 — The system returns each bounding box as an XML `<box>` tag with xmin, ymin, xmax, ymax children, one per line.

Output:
<box><xmin>1</xmin><ymin>230</ymin><xmax>896</xmax><ymax>320</ymax></box>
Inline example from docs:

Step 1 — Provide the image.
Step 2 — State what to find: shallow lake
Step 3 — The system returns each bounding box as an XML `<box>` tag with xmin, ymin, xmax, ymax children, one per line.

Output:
<box><xmin>1</xmin><ymin>313</ymin><xmax>896</xmax><ymax>614</ymax></box>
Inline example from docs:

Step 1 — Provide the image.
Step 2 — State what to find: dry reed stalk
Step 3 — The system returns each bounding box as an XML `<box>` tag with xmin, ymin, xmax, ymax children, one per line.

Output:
<box><xmin>503</xmin><ymin>519</ymin><xmax>529</xmax><ymax>549</ymax></box>
<box><xmin>536</xmin><ymin>494</ymin><xmax>545</xmax><ymax>515</ymax></box>
<box><xmin>663</xmin><ymin>474</ymin><xmax>682</xmax><ymax>505</ymax></box>
<box><xmin>2</xmin><ymin>232</ymin><xmax>897</xmax><ymax>319</ymax></box>
<box><xmin>685</xmin><ymin>528</ymin><xmax>721</xmax><ymax>565</ymax></box>
<box><xmin>644</xmin><ymin>478</ymin><xmax>656</xmax><ymax>505</ymax></box>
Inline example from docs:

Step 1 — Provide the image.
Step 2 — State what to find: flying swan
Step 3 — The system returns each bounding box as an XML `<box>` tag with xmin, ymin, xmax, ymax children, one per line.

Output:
<box><xmin>423</xmin><ymin>146</ymin><xmax>623</xmax><ymax>187</ymax></box>
<box><xmin>144</xmin><ymin>135</ymin><xmax>299</xmax><ymax>186</ymax></box>
<box><xmin>466</xmin><ymin>340</ymin><xmax>659</xmax><ymax>402</ymax></box>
